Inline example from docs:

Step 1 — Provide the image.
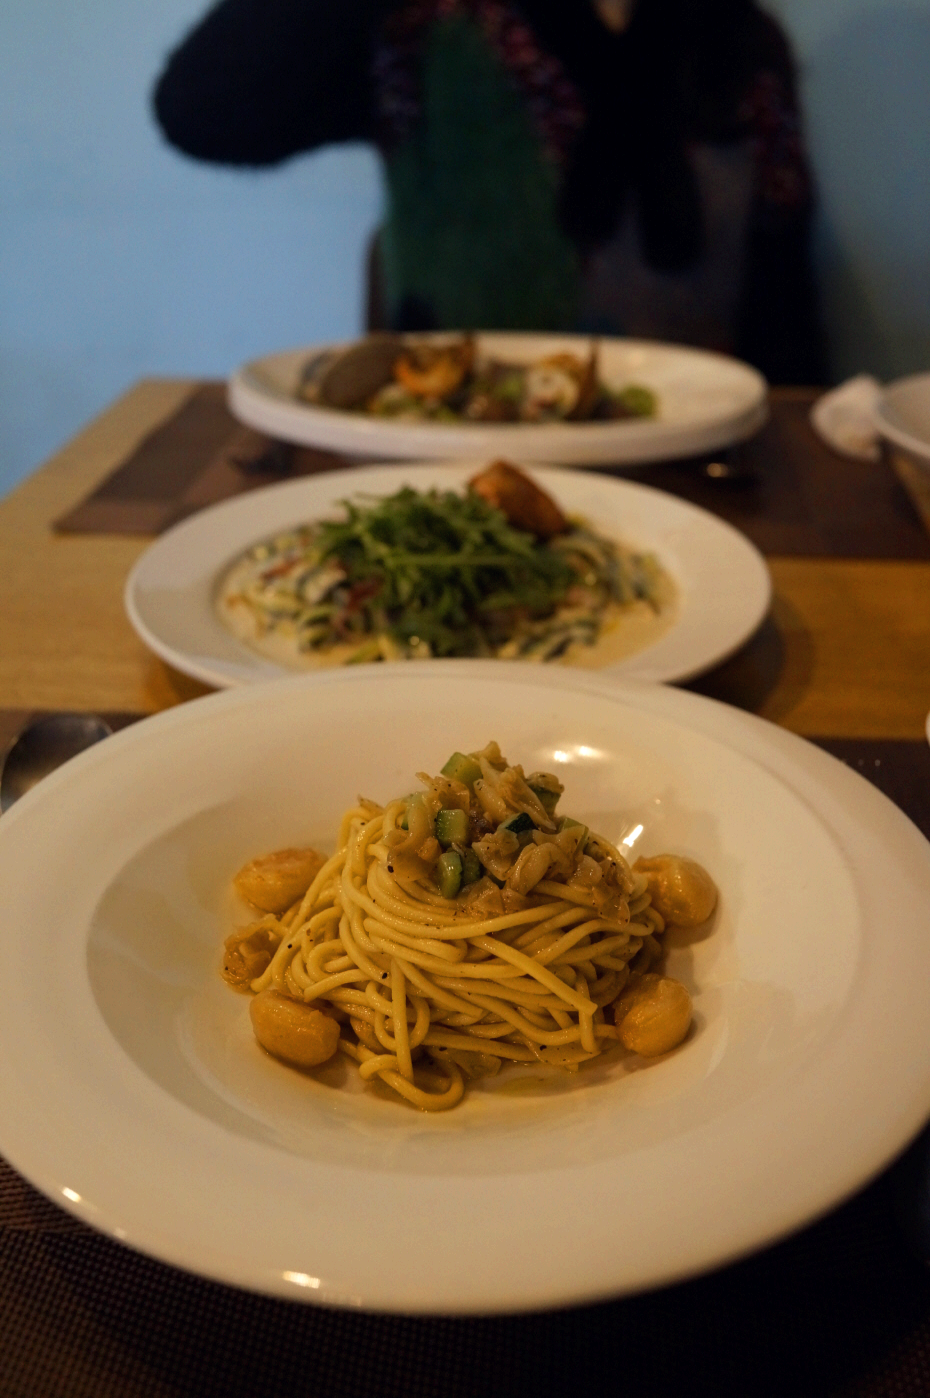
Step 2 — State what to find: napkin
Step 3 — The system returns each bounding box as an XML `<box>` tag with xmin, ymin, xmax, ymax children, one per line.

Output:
<box><xmin>810</xmin><ymin>375</ymin><xmax>882</xmax><ymax>462</ymax></box>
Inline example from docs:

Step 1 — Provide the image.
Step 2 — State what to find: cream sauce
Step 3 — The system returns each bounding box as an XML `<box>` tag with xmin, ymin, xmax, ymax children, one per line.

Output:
<box><xmin>216</xmin><ymin>534</ymin><xmax>678</xmax><ymax>673</ymax></box>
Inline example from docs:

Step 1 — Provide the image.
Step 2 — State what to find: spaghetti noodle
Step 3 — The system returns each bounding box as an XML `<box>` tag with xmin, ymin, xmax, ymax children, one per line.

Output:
<box><xmin>223</xmin><ymin>743</ymin><xmax>715</xmax><ymax>1111</ymax></box>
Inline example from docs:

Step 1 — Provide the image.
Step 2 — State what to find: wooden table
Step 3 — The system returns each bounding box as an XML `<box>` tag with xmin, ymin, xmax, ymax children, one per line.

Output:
<box><xmin>4</xmin><ymin>382</ymin><xmax>930</xmax><ymax>1398</ymax></box>
<box><xmin>1</xmin><ymin>377</ymin><xmax>928</xmax><ymax>736</ymax></box>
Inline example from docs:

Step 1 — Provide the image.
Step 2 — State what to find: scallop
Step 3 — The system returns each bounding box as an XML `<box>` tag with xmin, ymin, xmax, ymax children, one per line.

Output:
<box><xmin>249</xmin><ymin>989</ymin><xmax>340</xmax><ymax>1068</ymax></box>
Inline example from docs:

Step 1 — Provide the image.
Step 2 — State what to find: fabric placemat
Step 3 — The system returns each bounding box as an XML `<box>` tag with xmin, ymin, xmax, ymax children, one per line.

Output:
<box><xmin>54</xmin><ymin>384</ymin><xmax>352</xmax><ymax>537</ymax></box>
<box><xmin>54</xmin><ymin>384</ymin><xmax>930</xmax><ymax>560</ymax></box>
<box><xmin>626</xmin><ymin>390</ymin><xmax>930</xmax><ymax>559</ymax></box>
<box><xmin>2</xmin><ymin>722</ymin><xmax>930</xmax><ymax>1397</ymax></box>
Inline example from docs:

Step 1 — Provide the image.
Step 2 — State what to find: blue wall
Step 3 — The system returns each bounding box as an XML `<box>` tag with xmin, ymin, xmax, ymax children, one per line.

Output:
<box><xmin>768</xmin><ymin>0</ymin><xmax>930</xmax><ymax>380</ymax></box>
<box><xmin>1</xmin><ymin>0</ymin><xmax>929</xmax><ymax>497</ymax></box>
<box><xmin>0</xmin><ymin>1</ymin><xmax>383</xmax><ymax>497</ymax></box>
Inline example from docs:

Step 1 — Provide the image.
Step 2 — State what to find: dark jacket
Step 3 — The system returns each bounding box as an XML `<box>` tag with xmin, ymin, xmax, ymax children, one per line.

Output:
<box><xmin>153</xmin><ymin>0</ymin><xmax>828</xmax><ymax>383</ymax></box>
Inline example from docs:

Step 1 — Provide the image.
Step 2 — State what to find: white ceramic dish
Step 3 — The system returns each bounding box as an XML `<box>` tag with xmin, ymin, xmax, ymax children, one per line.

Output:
<box><xmin>228</xmin><ymin>334</ymin><xmax>769</xmax><ymax>467</ymax></box>
<box><xmin>1</xmin><ymin>665</ymin><xmax>930</xmax><ymax>1314</ymax></box>
<box><xmin>875</xmin><ymin>372</ymin><xmax>930</xmax><ymax>468</ymax></box>
<box><xmin>124</xmin><ymin>462</ymin><xmax>770</xmax><ymax>689</ymax></box>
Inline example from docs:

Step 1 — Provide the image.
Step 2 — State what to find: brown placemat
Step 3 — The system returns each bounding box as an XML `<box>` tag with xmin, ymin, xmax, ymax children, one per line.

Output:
<box><xmin>891</xmin><ymin>448</ymin><xmax>930</xmax><ymax>538</ymax></box>
<box><xmin>624</xmin><ymin>389</ymin><xmax>930</xmax><ymax>560</ymax></box>
<box><xmin>54</xmin><ymin>384</ymin><xmax>930</xmax><ymax>560</ymax></box>
<box><xmin>54</xmin><ymin>384</ymin><xmax>352</xmax><ymax>536</ymax></box>
<box><xmin>3</xmin><ymin>726</ymin><xmax>930</xmax><ymax>1397</ymax></box>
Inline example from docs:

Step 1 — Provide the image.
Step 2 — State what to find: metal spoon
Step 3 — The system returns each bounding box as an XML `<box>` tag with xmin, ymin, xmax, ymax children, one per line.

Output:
<box><xmin>0</xmin><ymin>713</ymin><xmax>113</xmax><ymax>813</ymax></box>
<box><xmin>702</xmin><ymin>457</ymin><xmax>757</xmax><ymax>484</ymax></box>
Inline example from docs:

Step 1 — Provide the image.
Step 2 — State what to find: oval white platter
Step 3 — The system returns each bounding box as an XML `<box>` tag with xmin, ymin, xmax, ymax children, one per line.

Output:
<box><xmin>228</xmin><ymin>333</ymin><xmax>769</xmax><ymax>467</ymax></box>
<box><xmin>124</xmin><ymin>462</ymin><xmax>771</xmax><ymax>689</ymax></box>
<box><xmin>1</xmin><ymin>665</ymin><xmax>929</xmax><ymax>1313</ymax></box>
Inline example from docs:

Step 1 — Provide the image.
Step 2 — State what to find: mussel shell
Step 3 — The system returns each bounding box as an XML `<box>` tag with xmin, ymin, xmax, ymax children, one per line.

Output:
<box><xmin>315</xmin><ymin>334</ymin><xmax>405</xmax><ymax>410</ymax></box>
<box><xmin>296</xmin><ymin>349</ymin><xmax>340</xmax><ymax>402</ymax></box>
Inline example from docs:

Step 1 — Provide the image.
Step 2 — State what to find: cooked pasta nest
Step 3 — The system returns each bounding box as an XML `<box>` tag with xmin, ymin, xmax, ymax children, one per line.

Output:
<box><xmin>223</xmin><ymin>742</ymin><xmax>716</xmax><ymax>1111</ymax></box>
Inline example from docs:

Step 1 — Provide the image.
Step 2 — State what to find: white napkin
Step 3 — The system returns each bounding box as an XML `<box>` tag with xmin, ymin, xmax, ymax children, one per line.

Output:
<box><xmin>810</xmin><ymin>375</ymin><xmax>882</xmax><ymax>462</ymax></box>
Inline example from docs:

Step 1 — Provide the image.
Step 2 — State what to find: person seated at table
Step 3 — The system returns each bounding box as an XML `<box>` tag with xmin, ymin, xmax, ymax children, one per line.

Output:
<box><xmin>152</xmin><ymin>0</ymin><xmax>828</xmax><ymax>384</ymax></box>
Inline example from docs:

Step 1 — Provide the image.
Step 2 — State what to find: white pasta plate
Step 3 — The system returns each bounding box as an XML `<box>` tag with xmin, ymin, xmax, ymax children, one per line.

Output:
<box><xmin>228</xmin><ymin>333</ymin><xmax>769</xmax><ymax>467</ymax></box>
<box><xmin>124</xmin><ymin>462</ymin><xmax>771</xmax><ymax>688</ymax></box>
<box><xmin>1</xmin><ymin>664</ymin><xmax>930</xmax><ymax>1313</ymax></box>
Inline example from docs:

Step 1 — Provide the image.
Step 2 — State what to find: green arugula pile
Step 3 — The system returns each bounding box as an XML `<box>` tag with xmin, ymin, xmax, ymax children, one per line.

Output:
<box><xmin>313</xmin><ymin>487</ymin><xmax>576</xmax><ymax>658</ymax></box>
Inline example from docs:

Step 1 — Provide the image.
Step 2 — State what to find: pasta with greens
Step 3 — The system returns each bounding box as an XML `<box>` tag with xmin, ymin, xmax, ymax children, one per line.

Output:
<box><xmin>217</xmin><ymin>462</ymin><xmax>675</xmax><ymax>668</ymax></box>
<box><xmin>223</xmin><ymin>743</ymin><xmax>717</xmax><ymax>1111</ymax></box>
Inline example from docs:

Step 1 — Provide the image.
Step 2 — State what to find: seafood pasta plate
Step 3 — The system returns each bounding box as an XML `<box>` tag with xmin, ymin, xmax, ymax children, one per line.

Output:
<box><xmin>228</xmin><ymin>333</ymin><xmax>768</xmax><ymax>466</ymax></box>
<box><xmin>124</xmin><ymin>462</ymin><xmax>770</xmax><ymax>688</ymax></box>
<box><xmin>1</xmin><ymin>666</ymin><xmax>930</xmax><ymax>1313</ymax></box>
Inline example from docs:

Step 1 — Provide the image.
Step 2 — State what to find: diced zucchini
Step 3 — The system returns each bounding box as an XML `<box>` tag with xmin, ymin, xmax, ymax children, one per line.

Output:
<box><xmin>441</xmin><ymin>752</ymin><xmax>483</xmax><ymax>789</ymax></box>
<box><xmin>435</xmin><ymin>808</ymin><xmax>469</xmax><ymax>846</ymax></box>
<box><xmin>437</xmin><ymin>850</ymin><xmax>463</xmax><ymax>899</ymax></box>
<box><xmin>528</xmin><ymin>783</ymin><xmax>560</xmax><ymax>817</ymax></box>
<box><xmin>400</xmin><ymin>792</ymin><xmax>429</xmax><ymax>833</ymax></box>
<box><xmin>559</xmin><ymin>815</ymin><xmax>589</xmax><ymax>846</ymax></box>
<box><xmin>461</xmin><ymin>848</ymin><xmax>482</xmax><ymax>885</ymax></box>
<box><xmin>498</xmin><ymin>812</ymin><xmax>535</xmax><ymax>836</ymax></box>
<box><xmin>617</xmin><ymin>384</ymin><xmax>657</xmax><ymax>418</ymax></box>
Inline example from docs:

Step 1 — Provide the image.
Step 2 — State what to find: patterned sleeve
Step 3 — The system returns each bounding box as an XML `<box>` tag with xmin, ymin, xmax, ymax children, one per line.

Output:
<box><xmin>736</xmin><ymin>61</ymin><xmax>829</xmax><ymax>384</ymax></box>
<box><xmin>152</xmin><ymin>0</ymin><xmax>389</xmax><ymax>164</ymax></box>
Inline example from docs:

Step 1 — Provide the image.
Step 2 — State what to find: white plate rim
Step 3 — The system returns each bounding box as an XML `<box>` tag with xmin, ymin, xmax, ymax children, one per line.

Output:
<box><xmin>124</xmin><ymin>461</ymin><xmax>771</xmax><ymax>689</ymax></box>
<box><xmin>228</xmin><ymin>333</ymin><xmax>769</xmax><ymax>467</ymax></box>
<box><xmin>1</xmin><ymin>665</ymin><xmax>930</xmax><ymax>1313</ymax></box>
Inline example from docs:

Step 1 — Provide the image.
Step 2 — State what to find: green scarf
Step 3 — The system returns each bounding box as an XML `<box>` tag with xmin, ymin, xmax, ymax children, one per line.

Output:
<box><xmin>380</xmin><ymin>14</ymin><xmax>580</xmax><ymax>331</ymax></box>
